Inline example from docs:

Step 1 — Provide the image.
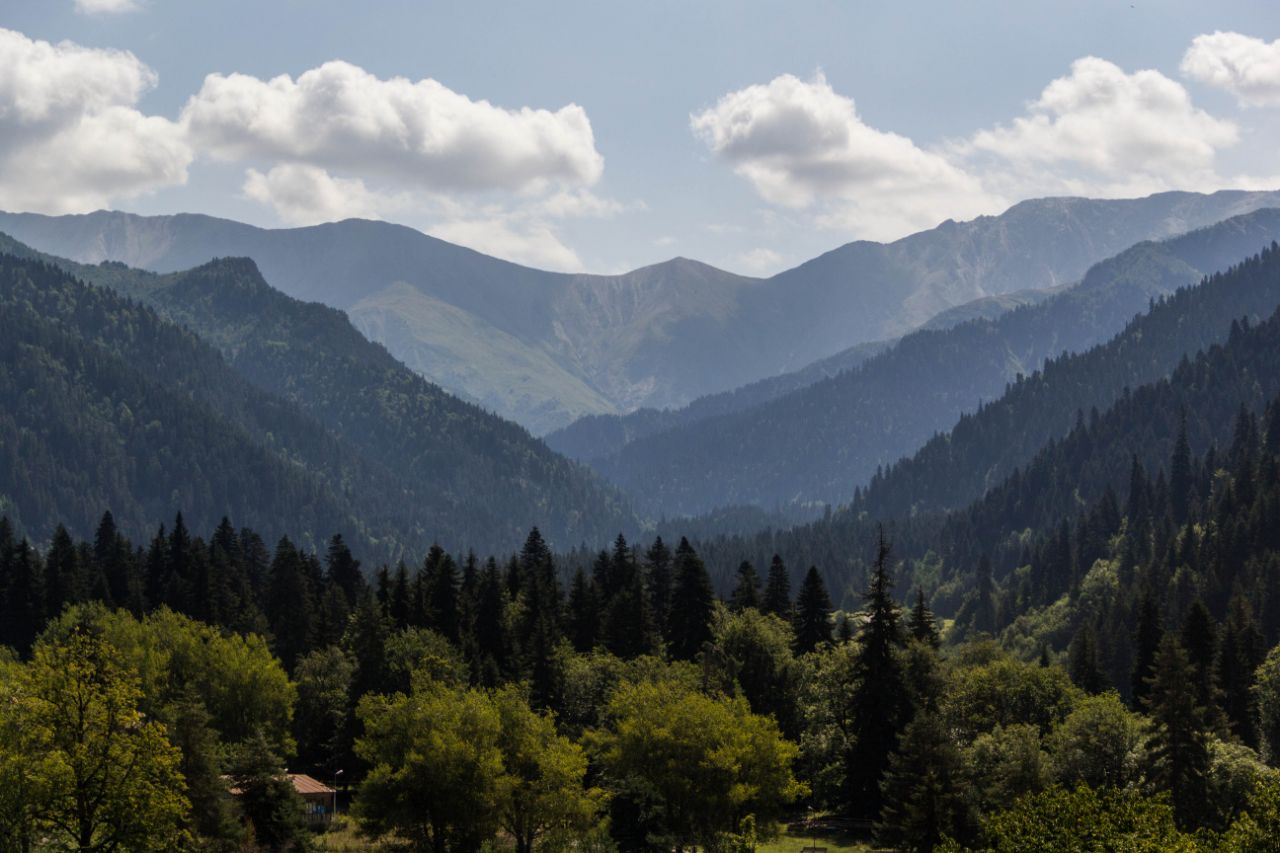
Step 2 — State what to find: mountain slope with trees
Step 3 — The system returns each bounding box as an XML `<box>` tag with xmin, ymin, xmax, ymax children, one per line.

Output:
<box><xmin>0</xmin><ymin>246</ymin><xmax>635</xmax><ymax>553</ymax></box>
<box><xmin>586</xmin><ymin>210</ymin><xmax>1280</xmax><ymax>517</ymax></box>
<box><xmin>4</xmin><ymin>190</ymin><xmax>1278</xmax><ymax>433</ymax></box>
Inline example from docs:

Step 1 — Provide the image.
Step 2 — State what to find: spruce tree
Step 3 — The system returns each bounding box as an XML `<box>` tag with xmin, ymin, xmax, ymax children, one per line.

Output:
<box><xmin>762</xmin><ymin>554</ymin><xmax>792</xmax><ymax>619</ymax></box>
<box><xmin>1131</xmin><ymin>586</ymin><xmax>1163</xmax><ymax>708</ymax></box>
<box><xmin>603</xmin><ymin>535</ymin><xmax>659</xmax><ymax>659</ymax></box>
<box><xmin>325</xmin><ymin>534</ymin><xmax>364</xmax><ymax>606</ymax></box>
<box><xmin>516</xmin><ymin>528</ymin><xmax>563</xmax><ymax>708</ymax></box>
<box><xmin>265</xmin><ymin>536</ymin><xmax>316</xmax><ymax>672</ymax></box>
<box><xmin>907</xmin><ymin>588</ymin><xmax>940</xmax><ymax>648</ymax></box>
<box><xmin>793</xmin><ymin>566</ymin><xmax>833</xmax><ymax>654</ymax></box>
<box><xmin>1067</xmin><ymin>624</ymin><xmax>1106</xmax><ymax>695</ymax></box>
<box><xmin>729</xmin><ymin>561</ymin><xmax>761</xmax><ymax>612</ymax></box>
<box><xmin>1218</xmin><ymin>595</ymin><xmax>1265</xmax><ymax>748</ymax></box>
<box><xmin>1170</xmin><ymin>414</ymin><xmax>1193</xmax><ymax>525</ymax></box>
<box><xmin>1145</xmin><ymin>635</ymin><xmax>1211</xmax><ymax>830</ymax></box>
<box><xmin>971</xmin><ymin>555</ymin><xmax>996</xmax><ymax>634</ymax></box>
<box><xmin>845</xmin><ymin>527</ymin><xmax>909</xmax><ymax>819</ymax></box>
<box><xmin>876</xmin><ymin>712</ymin><xmax>973</xmax><ymax>852</ymax></box>
<box><xmin>645</xmin><ymin>537</ymin><xmax>673</xmax><ymax>641</ymax></box>
<box><xmin>1179</xmin><ymin>599</ymin><xmax>1224</xmax><ymax>732</ymax></box>
<box><xmin>667</xmin><ymin>537</ymin><xmax>714</xmax><ymax>661</ymax></box>
<box><xmin>567</xmin><ymin>568</ymin><xmax>598</xmax><ymax>653</ymax></box>
<box><xmin>472</xmin><ymin>557</ymin><xmax>510</xmax><ymax>686</ymax></box>
<box><xmin>44</xmin><ymin>524</ymin><xmax>83</xmax><ymax>618</ymax></box>
<box><xmin>0</xmin><ymin>529</ymin><xmax>43</xmax><ymax>654</ymax></box>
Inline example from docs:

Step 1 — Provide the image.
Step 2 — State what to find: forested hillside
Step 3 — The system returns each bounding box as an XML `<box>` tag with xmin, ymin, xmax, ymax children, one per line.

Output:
<box><xmin>6</xmin><ymin>190</ymin><xmax>1278</xmax><ymax>434</ymax></box>
<box><xmin>0</xmin><ymin>248</ymin><xmax>635</xmax><ymax>553</ymax></box>
<box><xmin>587</xmin><ymin>211</ymin><xmax>1280</xmax><ymax>517</ymax></box>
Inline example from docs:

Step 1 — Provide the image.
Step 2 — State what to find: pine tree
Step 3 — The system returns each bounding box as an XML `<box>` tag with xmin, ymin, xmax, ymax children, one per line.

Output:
<box><xmin>907</xmin><ymin>589</ymin><xmax>940</xmax><ymax>648</ymax></box>
<box><xmin>1145</xmin><ymin>635</ymin><xmax>1210</xmax><ymax>830</ymax></box>
<box><xmin>667</xmin><ymin>537</ymin><xmax>714</xmax><ymax>661</ymax></box>
<box><xmin>645</xmin><ymin>537</ymin><xmax>673</xmax><ymax>641</ymax></box>
<box><xmin>1218</xmin><ymin>595</ymin><xmax>1265</xmax><ymax>748</ymax></box>
<box><xmin>793</xmin><ymin>566</ymin><xmax>833</xmax><ymax>654</ymax></box>
<box><xmin>389</xmin><ymin>561</ymin><xmax>411</xmax><ymax>628</ymax></box>
<box><xmin>1170</xmin><ymin>414</ymin><xmax>1193</xmax><ymax>525</ymax></box>
<box><xmin>762</xmin><ymin>554</ymin><xmax>792</xmax><ymax>619</ymax></box>
<box><xmin>730</xmin><ymin>561</ymin><xmax>761</xmax><ymax>612</ymax></box>
<box><xmin>1067</xmin><ymin>625</ymin><xmax>1106</xmax><ymax>695</ymax></box>
<box><xmin>1131</xmin><ymin>586</ymin><xmax>1163</xmax><ymax>708</ymax></box>
<box><xmin>44</xmin><ymin>524</ymin><xmax>83</xmax><ymax>619</ymax></box>
<box><xmin>0</xmin><ymin>528</ymin><xmax>43</xmax><ymax>654</ymax></box>
<box><xmin>265</xmin><ymin>536</ymin><xmax>316</xmax><ymax>671</ymax></box>
<box><xmin>876</xmin><ymin>712</ymin><xmax>973</xmax><ymax>852</ymax></box>
<box><xmin>516</xmin><ymin>528</ymin><xmax>563</xmax><ymax>708</ymax></box>
<box><xmin>1179</xmin><ymin>599</ymin><xmax>1224</xmax><ymax>732</ymax></box>
<box><xmin>603</xmin><ymin>535</ymin><xmax>658</xmax><ymax>659</ymax></box>
<box><xmin>567</xmin><ymin>568</ymin><xmax>599</xmax><ymax>653</ymax></box>
<box><xmin>845</xmin><ymin>527</ymin><xmax>909</xmax><ymax>818</ymax></box>
<box><xmin>325</xmin><ymin>534</ymin><xmax>364</xmax><ymax>606</ymax></box>
<box><xmin>472</xmin><ymin>557</ymin><xmax>510</xmax><ymax>686</ymax></box>
<box><xmin>426</xmin><ymin>549</ymin><xmax>461</xmax><ymax>643</ymax></box>
<box><xmin>971</xmin><ymin>555</ymin><xmax>996</xmax><ymax>634</ymax></box>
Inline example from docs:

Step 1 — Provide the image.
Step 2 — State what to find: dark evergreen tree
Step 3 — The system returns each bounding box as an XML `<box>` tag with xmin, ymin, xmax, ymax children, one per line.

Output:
<box><xmin>265</xmin><ymin>536</ymin><xmax>315</xmax><ymax>672</ymax></box>
<box><xmin>971</xmin><ymin>555</ymin><xmax>996</xmax><ymax>635</ymax></box>
<box><xmin>845</xmin><ymin>528</ymin><xmax>909</xmax><ymax>819</ymax></box>
<box><xmin>876</xmin><ymin>712</ymin><xmax>973</xmax><ymax>852</ymax></box>
<box><xmin>1179</xmin><ymin>599</ymin><xmax>1224</xmax><ymax>732</ymax></box>
<box><xmin>516</xmin><ymin>528</ymin><xmax>562</xmax><ymax>708</ymax></box>
<box><xmin>603</xmin><ymin>535</ymin><xmax>658</xmax><ymax>659</ymax></box>
<box><xmin>1131</xmin><ymin>586</ymin><xmax>1163</xmax><ymax>708</ymax></box>
<box><xmin>1218</xmin><ymin>595</ymin><xmax>1265</xmax><ymax>748</ymax></box>
<box><xmin>325</xmin><ymin>534</ymin><xmax>364</xmax><ymax>606</ymax></box>
<box><xmin>762</xmin><ymin>554</ymin><xmax>792</xmax><ymax>619</ymax></box>
<box><xmin>793</xmin><ymin>566</ymin><xmax>833</xmax><ymax>655</ymax></box>
<box><xmin>0</xmin><ymin>525</ymin><xmax>43</xmax><ymax>654</ymax></box>
<box><xmin>1144</xmin><ymin>635</ymin><xmax>1210</xmax><ymax>830</ymax></box>
<box><xmin>907</xmin><ymin>588</ymin><xmax>940</xmax><ymax>648</ymax></box>
<box><xmin>1170</xmin><ymin>414</ymin><xmax>1193</xmax><ymax>525</ymax></box>
<box><xmin>1067</xmin><ymin>624</ymin><xmax>1106</xmax><ymax>695</ymax></box>
<box><xmin>644</xmin><ymin>537</ymin><xmax>673</xmax><ymax>641</ymax></box>
<box><xmin>567</xmin><ymin>568</ymin><xmax>599</xmax><ymax>653</ymax></box>
<box><xmin>471</xmin><ymin>557</ymin><xmax>510</xmax><ymax>686</ymax></box>
<box><xmin>667</xmin><ymin>537</ymin><xmax>714</xmax><ymax>661</ymax></box>
<box><xmin>729</xmin><ymin>561</ymin><xmax>761</xmax><ymax>612</ymax></box>
<box><xmin>225</xmin><ymin>730</ymin><xmax>311</xmax><ymax>850</ymax></box>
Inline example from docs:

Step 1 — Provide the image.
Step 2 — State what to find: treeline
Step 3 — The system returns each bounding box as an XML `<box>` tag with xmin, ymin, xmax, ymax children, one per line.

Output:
<box><xmin>6</xmin><ymin>505</ymin><xmax>1280</xmax><ymax>850</ymax></box>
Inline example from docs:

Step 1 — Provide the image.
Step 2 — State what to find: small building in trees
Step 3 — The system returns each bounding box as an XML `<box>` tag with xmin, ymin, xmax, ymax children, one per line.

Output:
<box><xmin>228</xmin><ymin>773</ymin><xmax>337</xmax><ymax>827</ymax></box>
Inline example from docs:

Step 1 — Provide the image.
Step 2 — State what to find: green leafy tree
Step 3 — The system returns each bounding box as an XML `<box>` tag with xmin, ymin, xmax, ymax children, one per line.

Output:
<box><xmin>492</xmin><ymin>686</ymin><xmax>604</xmax><ymax>853</ymax></box>
<box><xmin>1045</xmin><ymin>692</ymin><xmax>1145</xmax><ymax>790</ymax></box>
<box><xmin>18</xmin><ymin>630</ymin><xmax>190</xmax><ymax>851</ymax></box>
<box><xmin>592</xmin><ymin>679</ymin><xmax>805</xmax><ymax>849</ymax></box>
<box><xmin>293</xmin><ymin>646</ymin><xmax>356</xmax><ymax>776</ymax></box>
<box><xmin>355</xmin><ymin>673</ymin><xmax>505</xmax><ymax>852</ymax></box>
<box><xmin>941</xmin><ymin>785</ymin><xmax>1199</xmax><ymax>852</ymax></box>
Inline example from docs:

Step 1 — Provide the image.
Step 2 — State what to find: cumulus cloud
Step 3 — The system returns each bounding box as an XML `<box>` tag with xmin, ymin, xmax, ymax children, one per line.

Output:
<box><xmin>690</xmin><ymin>72</ymin><xmax>1000</xmax><ymax>240</ymax></box>
<box><xmin>962</xmin><ymin>57</ymin><xmax>1238</xmax><ymax>199</ymax></box>
<box><xmin>1182</xmin><ymin>32</ymin><xmax>1280</xmax><ymax>107</ymax></box>
<box><xmin>75</xmin><ymin>0</ymin><xmax>142</xmax><ymax>14</ymax></box>
<box><xmin>182</xmin><ymin>60</ymin><xmax>603</xmax><ymax>194</ymax></box>
<box><xmin>696</xmin><ymin>59</ymin><xmax>1255</xmax><ymax>241</ymax></box>
<box><xmin>242</xmin><ymin>164</ymin><xmax>411</xmax><ymax>226</ymax></box>
<box><xmin>428</xmin><ymin>217</ymin><xmax>585</xmax><ymax>272</ymax></box>
<box><xmin>736</xmin><ymin>247</ymin><xmax>783</xmax><ymax>275</ymax></box>
<box><xmin>0</xmin><ymin>28</ymin><xmax>190</xmax><ymax>213</ymax></box>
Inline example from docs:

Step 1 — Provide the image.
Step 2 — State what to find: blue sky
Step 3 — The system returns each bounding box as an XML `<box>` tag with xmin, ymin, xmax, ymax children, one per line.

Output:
<box><xmin>4</xmin><ymin>0</ymin><xmax>1280</xmax><ymax>274</ymax></box>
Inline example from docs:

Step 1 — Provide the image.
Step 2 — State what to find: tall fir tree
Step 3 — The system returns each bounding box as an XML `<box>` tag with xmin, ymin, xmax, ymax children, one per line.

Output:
<box><xmin>729</xmin><ymin>561</ymin><xmax>761</xmax><ymax>612</ymax></box>
<box><xmin>907</xmin><ymin>588</ymin><xmax>940</xmax><ymax>648</ymax></box>
<box><xmin>793</xmin><ymin>566</ymin><xmax>833</xmax><ymax>654</ymax></box>
<box><xmin>644</xmin><ymin>537</ymin><xmax>673</xmax><ymax>641</ymax></box>
<box><xmin>1131</xmin><ymin>586</ymin><xmax>1163</xmax><ymax>708</ymax></box>
<box><xmin>1144</xmin><ymin>635</ymin><xmax>1211</xmax><ymax>830</ymax></box>
<box><xmin>667</xmin><ymin>537</ymin><xmax>714</xmax><ymax>661</ymax></box>
<box><xmin>762</xmin><ymin>554</ymin><xmax>792</xmax><ymax>619</ymax></box>
<box><xmin>845</xmin><ymin>527</ymin><xmax>910</xmax><ymax>819</ymax></box>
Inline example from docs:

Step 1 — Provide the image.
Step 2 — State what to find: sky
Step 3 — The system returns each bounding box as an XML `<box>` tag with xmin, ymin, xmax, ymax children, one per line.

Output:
<box><xmin>3</xmin><ymin>1</ymin><xmax>1280</xmax><ymax>276</ymax></box>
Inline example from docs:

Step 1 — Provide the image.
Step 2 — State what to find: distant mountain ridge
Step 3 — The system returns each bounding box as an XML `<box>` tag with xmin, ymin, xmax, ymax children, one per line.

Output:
<box><xmin>581</xmin><ymin>209</ymin><xmax>1280</xmax><ymax>517</ymax></box>
<box><xmin>4</xmin><ymin>189</ymin><xmax>1279</xmax><ymax>434</ymax></box>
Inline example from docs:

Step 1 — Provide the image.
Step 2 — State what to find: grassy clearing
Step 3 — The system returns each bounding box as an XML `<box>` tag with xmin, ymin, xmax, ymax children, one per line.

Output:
<box><xmin>757</xmin><ymin>819</ymin><xmax>873</xmax><ymax>853</ymax></box>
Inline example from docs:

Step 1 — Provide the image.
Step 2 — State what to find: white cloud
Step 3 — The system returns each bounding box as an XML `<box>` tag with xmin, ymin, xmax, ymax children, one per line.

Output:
<box><xmin>0</xmin><ymin>28</ymin><xmax>190</xmax><ymax>213</ymax></box>
<box><xmin>242</xmin><ymin>164</ymin><xmax>410</xmax><ymax>226</ymax></box>
<box><xmin>75</xmin><ymin>0</ymin><xmax>142</xmax><ymax>14</ymax></box>
<box><xmin>182</xmin><ymin>60</ymin><xmax>603</xmax><ymax>194</ymax></box>
<box><xmin>1182</xmin><ymin>32</ymin><xmax>1280</xmax><ymax>107</ymax></box>
<box><xmin>962</xmin><ymin>56</ymin><xmax>1238</xmax><ymax>199</ymax></box>
<box><xmin>690</xmin><ymin>72</ymin><xmax>1000</xmax><ymax>241</ymax></box>
<box><xmin>736</xmin><ymin>247</ymin><xmax>783</xmax><ymax>275</ymax></box>
<box><xmin>696</xmin><ymin>59</ymin><xmax>1255</xmax><ymax>241</ymax></box>
<box><xmin>428</xmin><ymin>217</ymin><xmax>584</xmax><ymax>272</ymax></box>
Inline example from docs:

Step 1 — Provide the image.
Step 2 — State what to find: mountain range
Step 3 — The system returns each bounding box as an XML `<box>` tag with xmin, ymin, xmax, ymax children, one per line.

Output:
<box><xmin>5</xmin><ymin>189</ymin><xmax>1280</xmax><ymax>435</ymax></box>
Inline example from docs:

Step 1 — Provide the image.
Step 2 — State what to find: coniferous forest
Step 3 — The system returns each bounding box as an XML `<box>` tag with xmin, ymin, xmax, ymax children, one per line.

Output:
<box><xmin>5</xmin><ymin>9</ymin><xmax>1280</xmax><ymax>850</ymax></box>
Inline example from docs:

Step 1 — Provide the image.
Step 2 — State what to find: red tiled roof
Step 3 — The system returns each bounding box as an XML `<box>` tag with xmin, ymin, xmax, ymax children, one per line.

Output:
<box><xmin>288</xmin><ymin>774</ymin><xmax>335</xmax><ymax>795</ymax></box>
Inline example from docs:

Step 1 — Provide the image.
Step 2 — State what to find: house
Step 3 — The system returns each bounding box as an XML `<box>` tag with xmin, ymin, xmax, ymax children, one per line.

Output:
<box><xmin>226</xmin><ymin>773</ymin><xmax>337</xmax><ymax>827</ymax></box>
